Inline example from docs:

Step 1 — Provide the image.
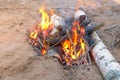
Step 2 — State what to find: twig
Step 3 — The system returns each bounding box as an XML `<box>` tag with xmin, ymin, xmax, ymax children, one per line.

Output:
<box><xmin>111</xmin><ymin>31</ymin><xmax>119</xmax><ymax>48</ymax></box>
<box><xmin>55</xmin><ymin>7</ymin><xmax>76</xmax><ymax>11</ymax></box>
<box><xmin>38</xmin><ymin>37</ymin><xmax>44</xmax><ymax>48</ymax></box>
<box><xmin>111</xmin><ymin>32</ymin><xmax>117</xmax><ymax>48</ymax></box>
<box><xmin>86</xmin><ymin>42</ymin><xmax>97</xmax><ymax>65</ymax></box>
<box><xmin>114</xmin><ymin>39</ymin><xmax>120</xmax><ymax>48</ymax></box>
<box><xmin>76</xmin><ymin>33</ymin><xmax>92</xmax><ymax>65</ymax></box>
<box><xmin>78</xmin><ymin>34</ymin><xmax>89</xmax><ymax>46</ymax></box>
<box><xmin>66</xmin><ymin>26</ymin><xmax>91</xmax><ymax>65</ymax></box>
<box><xmin>66</xmin><ymin>25</ymin><xmax>89</xmax><ymax>46</ymax></box>
<box><xmin>97</xmin><ymin>30</ymin><xmax>111</xmax><ymax>47</ymax></box>
<box><xmin>104</xmin><ymin>24</ymin><xmax>118</xmax><ymax>31</ymax></box>
<box><xmin>66</xmin><ymin>29</ymin><xmax>78</xmax><ymax>58</ymax></box>
<box><xmin>48</xmin><ymin>34</ymin><xmax>67</xmax><ymax>49</ymax></box>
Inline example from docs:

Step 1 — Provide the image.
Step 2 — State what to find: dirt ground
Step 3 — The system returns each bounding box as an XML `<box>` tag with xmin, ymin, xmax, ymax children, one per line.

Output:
<box><xmin>0</xmin><ymin>0</ymin><xmax>120</xmax><ymax>80</ymax></box>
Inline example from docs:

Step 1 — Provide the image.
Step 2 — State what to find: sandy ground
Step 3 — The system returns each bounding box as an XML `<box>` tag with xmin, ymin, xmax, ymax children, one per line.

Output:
<box><xmin>0</xmin><ymin>0</ymin><xmax>120</xmax><ymax>80</ymax></box>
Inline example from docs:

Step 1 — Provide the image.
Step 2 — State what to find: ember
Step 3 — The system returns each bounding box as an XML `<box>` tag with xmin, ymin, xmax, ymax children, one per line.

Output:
<box><xmin>28</xmin><ymin>6</ymin><xmax>103</xmax><ymax>68</ymax></box>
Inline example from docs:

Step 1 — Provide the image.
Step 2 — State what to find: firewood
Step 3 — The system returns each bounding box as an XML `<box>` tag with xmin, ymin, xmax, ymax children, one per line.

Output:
<box><xmin>93</xmin><ymin>23</ymin><xmax>104</xmax><ymax>31</ymax></box>
<box><xmin>47</xmin><ymin>34</ymin><xmax>67</xmax><ymax>48</ymax></box>
<box><xmin>104</xmin><ymin>24</ymin><xmax>118</xmax><ymax>31</ymax></box>
<box><xmin>66</xmin><ymin>29</ymin><xmax>77</xmax><ymax>59</ymax></box>
<box><xmin>38</xmin><ymin>37</ymin><xmax>44</xmax><ymax>48</ymax></box>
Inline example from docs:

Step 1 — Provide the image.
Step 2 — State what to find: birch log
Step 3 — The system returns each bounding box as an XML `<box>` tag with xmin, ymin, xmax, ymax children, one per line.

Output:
<box><xmin>50</xmin><ymin>14</ymin><xmax>66</xmax><ymax>35</ymax></box>
<box><xmin>74</xmin><ymin>8</ymin><xmax>120</xmax><ymax>80</ymax></box>
<box><xmin>92</xmin><ymin>32</ymin><xmax>120</xmax><ymax>80</ymax></box>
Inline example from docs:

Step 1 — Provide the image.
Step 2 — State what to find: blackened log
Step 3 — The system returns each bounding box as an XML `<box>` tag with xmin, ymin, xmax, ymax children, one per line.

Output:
<box><xmin>46</xmin><ymin>34</ymin><xmax>67</xmax><ymax>47</ymax></box>
<box><xmin>65</xmin><ymin>17</ymin><xmax>74</xmax><ymax>27</ymax></box>
<box><xmin>80</xmin><ymin>17</ymin><xmax>91</xmax><ymax>27</ymax></box>
<box><xmin>85</xmin><ymin>23</ymin><xmax>104</xmax><ymax>34</ymax></box>
<box><xmin>46</xmin><ymin>37</ymin><xmax>62</xmax><ymax>46</ymax></box>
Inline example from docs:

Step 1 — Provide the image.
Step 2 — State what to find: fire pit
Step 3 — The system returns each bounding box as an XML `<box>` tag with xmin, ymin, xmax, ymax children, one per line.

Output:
<box><xmin>28</xmin><ymin>6</ymin><xmax>103</xmax><ymax>68</ymax></box>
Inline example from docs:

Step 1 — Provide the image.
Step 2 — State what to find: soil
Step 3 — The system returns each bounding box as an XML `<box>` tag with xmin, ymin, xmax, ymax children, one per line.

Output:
<box><xmin>0</xmin><ymin>0</ymin><xmax>120</xmax><ymax>80</ymax></box>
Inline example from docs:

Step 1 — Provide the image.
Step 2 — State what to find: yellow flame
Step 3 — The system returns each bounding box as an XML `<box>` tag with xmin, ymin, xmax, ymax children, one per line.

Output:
<box><xmin>30</xmin><ymin>30</ymin><xmax>38</xmax><ymax>39</ymax></box>
<box><xmin>62</xmin><ymin>26</ymin><xmax>86</xmax><ymax>63</ymax></box>
<box><xmin>38</xmin><ymin>6</ymin><xmax>50</xmax><ymax>30</ymax></box>
<box><xmin>80</xmin><ymin>39</ymin><xmax>85</xmax><ymax>53</ymax></box>
<box><xmin>72</xmin><ymin>27</ymin><xmax>78</xmax><ymax>46</ymax></box>
<box><xmin>62</xmin><ymin>40</ymin><xmax>71</xmax><ymax>54</ymax></box>
<box><xmin>29</xmin><ymin>5</ymin><xmax>54</xmax><ymax>55</ymax></box>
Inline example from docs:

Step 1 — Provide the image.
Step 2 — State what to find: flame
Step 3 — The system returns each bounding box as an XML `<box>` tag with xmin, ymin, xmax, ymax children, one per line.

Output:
<box><xmin>62</xmin><ymin>39</ymin><xmax>71</xmax><ymax>54</ymax></box>
<box><xmin>62</xmin><ymin>22</ymin><xmax>86</xmax><ymax>64</ymax></box>
<box><xmin>30</xmin><ymin>30</ymin><xmax>38</xmax><ymax>39</ymax></box>
<box><xmin>80</xmin><ymin>39</ymin><xmax>85</xmax><ymax>53</ymax></box>
<box><xmin>38</xmin><ymin>6</ymin><xmax>49</xmax><ymax>30</ymax></box>
<box><xmin>38</xmin><ymin>6</ymin><xmax>53</xmax><ymax>32</ymax></box>
<box><xmin>29</xmin><ymin>6</ymin><xmax>54</xmax><ymax>55</ymax></box>
<box><xmin>42</xmin><ymin>48</ymin><xmax>46</xmax><ymax>55</ymax></box>
<box><xmin>72</xmin><ymin>27</ymin><xmax>77</xmax><ymax>45</ymax></box>
<box><xmin>29</xmin><ymin>6</ymin><xmax>87</xmax><ymax>66</ymax></box>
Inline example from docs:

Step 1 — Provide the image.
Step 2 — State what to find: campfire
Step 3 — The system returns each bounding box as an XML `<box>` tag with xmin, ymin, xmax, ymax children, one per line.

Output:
<box><xmin>28</xmin><ymin>6</ymin><xmax>103</xmax><ymax>68</ymax></box>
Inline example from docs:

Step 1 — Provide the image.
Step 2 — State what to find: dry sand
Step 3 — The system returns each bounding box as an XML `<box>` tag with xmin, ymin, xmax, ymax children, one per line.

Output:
<box><xmin>0</xmin><ymin>0</ymin><xmax>120</xmax><ymax>80</ymax></box>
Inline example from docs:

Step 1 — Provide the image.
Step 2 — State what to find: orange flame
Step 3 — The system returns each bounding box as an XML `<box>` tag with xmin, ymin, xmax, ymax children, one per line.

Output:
<box><xmin>30</xmin><ymin>30</ymin><xmax>38</xmax><ymax>39</ymax></box>
<box><xmin>62</xmin><ymin>23</ymin><xmax>86</xmax><ymax>64</ymax></box>
<box><xmin>29</xmin><ymin>6</ymin><xmax>54</xmax><ymax>55</ymax></box>
<box><xmin>72</xmin><ymin>27</ymin><xmax>78</xmax><ymax>45</ymax></box>
<box><xmin>42</xmin><ymin>48</ymin><xmax>46</xmax><ymax>55</ymax></box>
<box><xmin>29</xmin><ymin>6</ymin><xmax>87</xmax><ymax>65</ymax></box>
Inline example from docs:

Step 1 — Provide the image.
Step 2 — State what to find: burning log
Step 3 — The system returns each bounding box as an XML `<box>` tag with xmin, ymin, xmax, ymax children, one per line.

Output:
<box><xmin>92</xmin><ymin>32</ymin><xmax>120</xmax><ymax>80</ymax></box>
<box><xmin>49</xmin><ymin>11</ymin><xmax>89</xmax><ymax>68</ymax></box>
